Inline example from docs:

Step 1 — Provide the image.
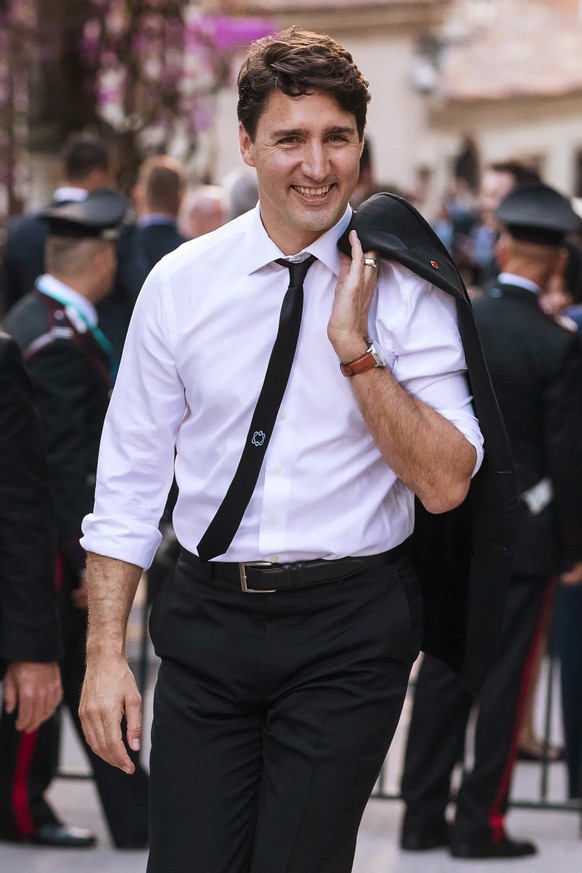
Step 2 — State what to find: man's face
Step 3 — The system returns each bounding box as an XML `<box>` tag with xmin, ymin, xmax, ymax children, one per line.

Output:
<box><xmin>479</xmin><ymin>170</ymin><xmax>516</xmax><ymax>228</ymax></box>
<box><xmin>239</xmin><ymin>89</ymin><xmax>363</xmax><ymax>254</ymax></box>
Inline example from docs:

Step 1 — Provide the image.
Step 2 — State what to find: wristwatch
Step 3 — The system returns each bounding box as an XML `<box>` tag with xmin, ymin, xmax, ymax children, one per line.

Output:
<box><xmin>339</xmin><ymin>338</ymin><xmax>385</xmax><ymax>377</ymax></box>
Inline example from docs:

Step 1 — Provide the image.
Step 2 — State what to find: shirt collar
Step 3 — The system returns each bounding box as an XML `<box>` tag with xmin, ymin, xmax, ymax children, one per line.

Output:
<box><xmin>498</xmin><ymin>272</ymin><xmax>541</xmax><ymax>295</ymax></box>
<box><xmin>243</xmin><ymin>203</ymin><xmax>352</xmax><ymax>278</ymax></box>
<box><xmin>36</xmin><ymin>274</ymin><xmax>98</xmax><ymax>327</ymax></box>
<box><xmin>137</xmin><ymin>214</ymin><xmax>177</xmax><ymax>228</ymax></box>
<box><xmin>53</xmin><ymin>186</ymin><xmax>89</xmax><ymax>204</ymax></box>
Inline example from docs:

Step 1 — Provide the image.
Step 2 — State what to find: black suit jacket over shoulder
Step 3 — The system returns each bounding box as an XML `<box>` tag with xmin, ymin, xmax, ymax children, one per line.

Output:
<box><xmin>0</xmin><ymin>334</ymin><xmax>61</xmax><ymax>672</ymax></box>
<box><xmin>339</xmin><ymin>193</ymin><xmax>517</xmax><ymax>694</ymax></box>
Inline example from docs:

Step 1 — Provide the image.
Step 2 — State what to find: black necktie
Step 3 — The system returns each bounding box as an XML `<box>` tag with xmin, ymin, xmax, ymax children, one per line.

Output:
<box><xmin>197</xmin><ymin>255</ymin><xmax>316</xmax><ymax>561</ymax></box>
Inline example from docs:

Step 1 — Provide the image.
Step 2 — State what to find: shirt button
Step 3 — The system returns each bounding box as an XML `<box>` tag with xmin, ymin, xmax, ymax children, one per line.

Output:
<box><xmin>269</xmin><ymin>554</ymin><xmax>280</xmax><ymax>563</ymax></box>
<box><xmin>279</xmin><ymin>411</ymin><xmax>287</xmax><ymax>421</ymax></box>
<box><xmin>273</xmin><ymin>466</ymin><xmax>283</xmax><ymax>476</ymax></box>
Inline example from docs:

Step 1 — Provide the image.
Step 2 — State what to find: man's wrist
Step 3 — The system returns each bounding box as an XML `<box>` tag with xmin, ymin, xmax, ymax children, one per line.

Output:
<box><xmin>86</xmin><ymin>639</ymin><xmax>127</xmax><ymax>660</ymax></box>
<box><xmin>340</xmin><ymin>338</ymin><xmax>385</xmax><ymax>377</ymax></box>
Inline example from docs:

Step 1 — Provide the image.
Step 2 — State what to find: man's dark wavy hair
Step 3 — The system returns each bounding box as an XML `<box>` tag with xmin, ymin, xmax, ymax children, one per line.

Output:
<box><xmin>237</xmin><ymin>27</ymin><xmax>370</xmax><ymax>141</ymax></box>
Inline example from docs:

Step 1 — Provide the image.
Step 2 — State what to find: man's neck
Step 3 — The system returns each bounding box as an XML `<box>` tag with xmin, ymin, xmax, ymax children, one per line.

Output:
<box><xmin>500</xmin><ymin>263</ymin><xmax>551</xmax><ymax>291</ymax></box>
<box><xmin>48</xmin><ymin>272</ymin><xmax>101</xmax><ymax>306</ymax></box>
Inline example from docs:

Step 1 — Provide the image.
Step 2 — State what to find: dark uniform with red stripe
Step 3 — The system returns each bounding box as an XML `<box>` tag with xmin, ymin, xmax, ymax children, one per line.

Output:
<box><xmin>401</xmin><ymin>275</ymin><xmax>582</xmax><ymax>850</ymax></box>
<box><xmin>0</xmin><ymin>334</ymin><xmax>61</xmax><ymax>840</ymax></box>
<box><xmin>0</xmin><ymin>290</ymin><xmax>149</xmax><ymax>847</ymax></box>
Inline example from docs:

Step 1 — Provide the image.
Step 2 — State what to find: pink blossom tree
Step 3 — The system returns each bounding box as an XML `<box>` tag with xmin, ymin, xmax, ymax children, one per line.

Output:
<box><xmin>82</xmin><ymin>0</ymin><xmax>275</xmax><ymax>187</ymax></box>
<box><xmin>0</xmin><ymin>0</ymin><xmax>275</xmax><ymax>222</ymax></box>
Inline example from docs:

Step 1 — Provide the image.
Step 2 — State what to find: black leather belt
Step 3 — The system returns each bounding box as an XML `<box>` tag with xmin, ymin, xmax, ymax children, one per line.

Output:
<box><xmin>180</xmin><ymin>542</ymin><xmax>408</xmax><ymax>593</ymax></box>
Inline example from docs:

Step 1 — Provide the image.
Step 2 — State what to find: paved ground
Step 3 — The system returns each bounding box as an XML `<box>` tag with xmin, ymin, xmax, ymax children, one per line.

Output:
<box><xmin>1</xmin><ymin>606</ymin><xmax>581</xmax><ymax>872</ymax></box>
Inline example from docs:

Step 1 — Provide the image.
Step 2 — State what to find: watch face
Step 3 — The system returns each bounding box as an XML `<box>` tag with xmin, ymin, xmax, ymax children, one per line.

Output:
<box><xmin>367</xmin><ymin>341</ymin><xmax>385</xmax><ymax>368</ymax></box>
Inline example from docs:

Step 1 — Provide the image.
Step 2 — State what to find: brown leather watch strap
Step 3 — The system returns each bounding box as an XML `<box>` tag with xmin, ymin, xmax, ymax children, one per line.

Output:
<box><xmin>340</xmin><ymin>350</ymin><xmax>379</xmax><ymax>377</ymax></box>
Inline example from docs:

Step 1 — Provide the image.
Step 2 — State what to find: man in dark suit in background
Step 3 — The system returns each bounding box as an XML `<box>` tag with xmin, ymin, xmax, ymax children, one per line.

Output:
<box><xmin>1</xmin><ymin>134</ymin><xmax>117</xmax><ymax>315</ymax></box>
<box><xmin>400</xmin><ymin>183</ymin><xmax>582</xmax><ymax>859</ymax></box>
<box><xmin>1</xmin><ymin>191</ymin><xmax>149</xmax><ymax>849</ymax></box>
<box><xmin>0</xmin><ymin>335</ymin><xmax>62</xmax><ymax>724</ymax></box>
<box><xmin>0</xmin><ymin>333</ymin><xmax>64</xmax><ymax>841</ymax></box>
<box><xmin>116</xmin><ymin>154</ymin><xmax>187</xmax><ymax>306</ymax></box>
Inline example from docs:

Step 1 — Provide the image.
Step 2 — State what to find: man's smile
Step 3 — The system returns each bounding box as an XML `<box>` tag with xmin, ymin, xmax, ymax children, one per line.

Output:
<box><xmin>292</xmin><ymin>184</ymin><xmax>333</xmax><ymax>198</ymax></box>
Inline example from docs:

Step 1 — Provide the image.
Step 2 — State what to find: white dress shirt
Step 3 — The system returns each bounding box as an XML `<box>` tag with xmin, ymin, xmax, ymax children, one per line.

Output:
<box><xmin>81</xmin><ymin>204</ymin><xmax>483</xmax><ymax>569</ymax></box>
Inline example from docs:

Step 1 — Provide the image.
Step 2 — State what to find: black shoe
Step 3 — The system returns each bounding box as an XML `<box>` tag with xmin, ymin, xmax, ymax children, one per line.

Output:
<box><xmin>32</xmin><ymin>823</ymin><xmax>97</xmax><ymax>848</ymax></box>
<box><xmin>400</xmin><ymin>823</ymin><xmax>449</xmax><ymax>851</ymax></box>
<box><xmin>450</xmin><ymin>834</ymin><xmax>537</xmax><ymax>859</ymax></box>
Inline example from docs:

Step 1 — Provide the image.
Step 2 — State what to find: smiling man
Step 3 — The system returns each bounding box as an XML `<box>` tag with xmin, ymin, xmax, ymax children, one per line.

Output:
<box><xmin>79</xmin><ymin>28</ymin><xmax>483</xmax><ymax>873</ymax></box>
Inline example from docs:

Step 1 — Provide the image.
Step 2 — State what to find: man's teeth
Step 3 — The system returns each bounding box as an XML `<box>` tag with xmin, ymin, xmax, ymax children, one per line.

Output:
<box><xmin>295</xmin><ymin>186</ymin><xmax>331</xmax><ymax>196</ymax></box>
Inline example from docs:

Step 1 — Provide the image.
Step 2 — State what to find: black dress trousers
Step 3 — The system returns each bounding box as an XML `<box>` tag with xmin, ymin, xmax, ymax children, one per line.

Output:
<box><xmin>147</xmin><ymin>553</ymin><xmax>422</xmax><ymax>873</ymax></box>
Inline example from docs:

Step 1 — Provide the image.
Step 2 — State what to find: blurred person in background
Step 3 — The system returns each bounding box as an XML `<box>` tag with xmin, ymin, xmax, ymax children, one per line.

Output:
<box><xmin>0</xmin><ymin>334</ymin><xmax>64</xmax><ymax>846</ymax></box>
<box><xmin>0</xmin><ymin>133</ymin><xmax>117</xmax><ymax>315</ymax></box>
<box><xmin>222</xmin><ymin>168</ymin><xmax>259</xmax><ymax>219</ymax></box>
<box><xmin>540</xmin><ymin>239</ymin><xmax>582</xmax><ymax>328</ymax></box>
<box><xmin>400</xmin><ymin>183</ymin><xmax>582</xmax><ymax>859</ymax></box>
<box><xmin>1</xmin><ymin>191</ymin><xmax>149</xmax><ymax>849</ymax></box>
<box><xmin>118</xmin><ymin>155</ymin><xmax>188</xmax><ymax>304</ymax></box>
<box><xmin>0</xmin><ymin>132</ymin><xmax>134</xmax><ymax>371</ymax></box>
<box><xmin>178</xmin><ymin>183</ymin><xmax>228</xmax><ymax>238</ymax></box>
<box><xmin>540</xmin><ymin>239</ymin><xmax>582</xmax><ymax>800</ymax></box>
<box><xmin>468</xmin><ymin>160</ymin><xmax>540</xmax><ymax>292</ymax></box>
<box><xmin>432</xmin><ymin>177</ymin><xmax>476</xmax><ymax>268</ymax></box>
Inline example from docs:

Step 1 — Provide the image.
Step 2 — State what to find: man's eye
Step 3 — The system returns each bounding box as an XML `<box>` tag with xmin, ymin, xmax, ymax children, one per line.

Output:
<box><xmin>278</xmin><ymin>137</ymin><xmax>299</xmax><ymax>145</ymax></box>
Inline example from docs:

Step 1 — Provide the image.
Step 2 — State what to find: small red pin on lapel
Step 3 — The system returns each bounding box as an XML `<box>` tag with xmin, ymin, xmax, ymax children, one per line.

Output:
<box><xmin>430</xmin><ymin>260</ymin><xmax>439</xmax><ymax>269</ymax></box>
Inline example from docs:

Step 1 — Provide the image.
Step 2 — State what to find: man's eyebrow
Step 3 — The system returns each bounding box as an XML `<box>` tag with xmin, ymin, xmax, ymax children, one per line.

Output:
<box><xmin>270</xmin><ymin>125</ymin><xmax>357</xmax><ymax>138</ymax></box>
<box><xmin>325</xmin><ymin>125</ymin><xmax>357</xmax><ymax>136</ymax></box>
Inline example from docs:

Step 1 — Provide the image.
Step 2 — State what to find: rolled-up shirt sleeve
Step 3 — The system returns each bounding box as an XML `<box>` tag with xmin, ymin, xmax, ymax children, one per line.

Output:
<box><xmin>375</xmin><ymin>264</ymin><xmax>484</xmax><ymax>476</ymax></box>
<box><xmin>81</xmin><ymin>263</ymin><xmax>186</xmax><ymax>569</ymax></box>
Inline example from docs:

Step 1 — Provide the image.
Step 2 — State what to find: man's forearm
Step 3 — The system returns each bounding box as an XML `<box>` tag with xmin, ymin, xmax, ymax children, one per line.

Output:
<box><xmin>350</xmin><ymin>365</ymin><xmax>476</xmax><ymax>514</ymax></box>
<box><xmin>85</xmin><ymin>552</ymin><xmax>143</xmax><ymax>657</ymax></box>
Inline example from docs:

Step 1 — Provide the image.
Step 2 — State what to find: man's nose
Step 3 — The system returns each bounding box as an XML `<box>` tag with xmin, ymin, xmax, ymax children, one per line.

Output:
<box><xmin>301</xmin><ymin>143</ymin><xmax>330</xmax><ymax>181</ymax></box>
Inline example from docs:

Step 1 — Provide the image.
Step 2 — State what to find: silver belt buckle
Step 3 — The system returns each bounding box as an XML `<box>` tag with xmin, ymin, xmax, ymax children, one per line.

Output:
<box><xmin>239</xmin><ymin>561</ymin><xmax>276</xmax><ymax>593</ymax></box>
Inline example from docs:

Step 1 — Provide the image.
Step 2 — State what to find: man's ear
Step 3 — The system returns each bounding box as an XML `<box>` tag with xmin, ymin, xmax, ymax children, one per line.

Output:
<box><xmin>494</xmin><ymin>234</ymin><xmax>509</xmax><ymax>269</ymax></box>
<box><xmin>239</xmin><ymin>122</ymin><xmax>255</xmax><ymax>168</ymax></box>
<box><xmin>131</xmin><ymin>183</ymin><xmax>142</xmax><ymax>210</ymax></box>
<box><xmin>555</xmin><ymin>245</ymin><xmax>569</xmax><ymax>279</ymax></box>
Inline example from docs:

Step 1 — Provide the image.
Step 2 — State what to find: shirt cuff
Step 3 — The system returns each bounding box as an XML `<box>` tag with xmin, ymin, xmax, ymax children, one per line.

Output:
<box><xmin>80</xmin><ymin>514</ymin><xmax>163</xmax><ymax>570</ymax></box>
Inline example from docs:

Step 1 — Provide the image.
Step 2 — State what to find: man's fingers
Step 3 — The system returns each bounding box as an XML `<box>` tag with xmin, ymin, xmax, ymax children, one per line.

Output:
<box><xmin>81</xmin><ymin>699</ymin><xmax>135</xmax><ymax>772</ymax></box>
<box><xmin>3</xmin><ymin>675</ymin><xmax>16</xmax><ymax>715</ymax></box>
<box><xmin>4</xmin><ymin>663</ymin><xmax>63</xmax><ymax>732</ymax></box>
<box><xmin>79</xmin><ymin>663</ymin><xmax>141</xmax><ymax>773</ymax></box>
<box><xmin>125</xmin><ymin>694</ymin><xmax>143</xmax><ymax>753</ymax></box>
<box><xmin>15</xmin><ymin>687</ymin><xmax>40</xmax><ymax>733</ymax></box>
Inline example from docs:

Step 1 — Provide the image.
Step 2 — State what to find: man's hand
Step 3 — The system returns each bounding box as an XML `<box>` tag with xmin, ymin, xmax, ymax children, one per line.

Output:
<box><xmin>327</xmin><ymin>229</ymin><xmax>379</xmax><ymax>362</ymax></box>
<box><xmin>560</xmin><ymin>562</ymin><xmax>582</xmax><ymax>586</ymax></box>
<box><xmin>3</xmin><ymin>661</ymin><xmax>63</xmax><ymax>733</ymax></box>
<box><xmin>326</xmin><ymin>230</ymin><xmax>476</xmax><ymax>514</ymax></box>
<box><xmin>79</xmin><ymin>654</ymin><xmax>142</xmax><ymax>774</ymax></box>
